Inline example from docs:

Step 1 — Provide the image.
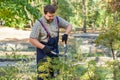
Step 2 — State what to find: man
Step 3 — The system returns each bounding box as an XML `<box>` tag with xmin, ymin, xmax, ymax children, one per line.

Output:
<box><xmin>29</xmin><ymin>4</ymin><xmax>72</xmax><ymax>80</ymax></box>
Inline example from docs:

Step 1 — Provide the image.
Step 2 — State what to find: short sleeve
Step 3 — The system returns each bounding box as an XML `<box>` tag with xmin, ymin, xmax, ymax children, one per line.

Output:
<box><xmin>58</xmin><ymin>17</ymin><xmax>70</xmax><ymax>29</ymax></box>
<box><xmin>30</xmin><ymin>20</ymin><xmax>41</xmax><ymax>39</ymax></box>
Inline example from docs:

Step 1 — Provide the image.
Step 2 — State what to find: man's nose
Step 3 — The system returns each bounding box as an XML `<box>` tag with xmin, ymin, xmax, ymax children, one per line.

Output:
<box><xmin>50</xmin><ymin>17</ymin><xmax>54</xmax><ymax>19</ymax></box>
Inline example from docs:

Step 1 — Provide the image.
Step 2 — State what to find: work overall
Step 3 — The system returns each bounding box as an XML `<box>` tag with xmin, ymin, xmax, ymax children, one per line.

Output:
<box><xmin>37</xmin><ymin>17</ymin><xmax>59</xmax><ymax>80</ymax></box>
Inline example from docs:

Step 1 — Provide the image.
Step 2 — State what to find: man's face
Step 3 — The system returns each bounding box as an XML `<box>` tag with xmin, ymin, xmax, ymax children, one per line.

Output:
<box><xmin>44</xmin><ymin>12</ymin><xmax>55</xmax><ymax>23</ymax></box>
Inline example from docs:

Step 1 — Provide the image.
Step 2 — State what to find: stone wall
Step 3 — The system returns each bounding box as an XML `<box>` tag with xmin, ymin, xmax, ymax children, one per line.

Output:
<box><xmin>73</xmin><ymin>33</ymin><xmax>111</xmax><ymax>56</ymax></box>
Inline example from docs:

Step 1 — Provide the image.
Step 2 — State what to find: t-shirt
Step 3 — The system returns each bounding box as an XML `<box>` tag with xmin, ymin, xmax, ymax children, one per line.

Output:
<box><xmin>30</xmin><ymin>16</ymin><xmax>70</xmax><ymax>42</ymax></box>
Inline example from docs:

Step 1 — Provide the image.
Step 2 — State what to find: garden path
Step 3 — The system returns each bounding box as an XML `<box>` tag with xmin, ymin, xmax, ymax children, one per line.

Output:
<box><xmin>0</xmin><ymin>26</ymin><xmax>35</xmax><ymax>55</ymax></box>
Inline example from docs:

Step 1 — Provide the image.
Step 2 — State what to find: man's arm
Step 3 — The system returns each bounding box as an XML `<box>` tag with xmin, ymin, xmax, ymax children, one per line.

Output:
<box><xmin>57</xmin><ymin>17</ymin><xmax>72</xmax><ymax>34</ymax></box>
<box><xmin>62</xmin><ymin>24</ymin><xmax>72</xmax><ymax>43</ymax></box>
<box><xmin>29</xmin><ymin>38</ymin><xmax>45</xmax><ymax>49</ymax></box>
<box><xmin>65</xmin><ymin>24</ymin><xmax>72</xmax><ymax>34</ymax></box>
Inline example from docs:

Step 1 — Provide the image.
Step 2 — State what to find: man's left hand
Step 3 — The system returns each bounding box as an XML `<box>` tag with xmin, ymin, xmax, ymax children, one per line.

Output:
<box><xmin>62</xmin><ymin>34</ymin><xmax>68</xmax><ymax>43</ymax></box>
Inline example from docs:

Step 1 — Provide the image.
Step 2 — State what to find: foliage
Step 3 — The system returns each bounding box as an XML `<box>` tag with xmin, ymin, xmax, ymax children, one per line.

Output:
<box><xmin>69</xmin><ymin>0</ymin><xmax>84</xmax><ymax>28</ymax></box>
<box><xmin>0</xmin><ymin>57</ymin><xmax>37</xmax><ymax>80</ymax></box>
<box><xmin>0</xmin><ymin>0</ymin><xmax>41</xmax><ymax>29</ymax></box>
<box><xmin>67</xmin><ymin>0</ymin><xmax>110</xmax><ymax>30</ymax></box>
<box><xmin>106</xmin><ymin>60</ymin><xmax>120</xmax><ymax>80</ymax></box>
<box><xmin>80</xmin><ymin>60</ymin><xmax>106</xmax><ymax>80</ymax></box>
<box><xmin>0</xmin><ymin>0</ymin><xmax>120</xmax><ymax>30</ymax></box>
<box><xmin>56</xmin><ymin>0</ymin><xmax>73</xmax><ymax>21</ymax></box>
<box><xmin>1</xmin><ymin>45</ymin><xmax>30</xmax><ymax>59</ymax></box>
<box><xmin>37</xmin><ymin>55</ymin><xmax>120</xmax><ymax>80</ymax></box>
<box><xmin>0</xmin><ymin>66</ymin><xmax>19</xmax><ymax>79</ymax></box>
<box><xmin>95</xmin><ymin>1</ymin><xmax>120</xmax><ymax>79</ymax></box>
<box><xmin>95</xmin><ymin>12</ymin><xmax>120</xmax><ymax>60</ymax></box>
<box><xmin>105</xmin><ymin>0</ymin><xmax>120</xmax><ymax>13</ymax></box>
<box><xmin>95</xmin><ymin>22</ymin><xmax>120</xmax><ymax>49</ymax></box>
<box><xmin>38</xmin><ymin>57</ymin><xmax>53</xmax><ymax>80</ymax></box>
<box><xmin>1</xmin><ymin>45</ymin><xmax>120</xmax><ymax>80</ymax></box>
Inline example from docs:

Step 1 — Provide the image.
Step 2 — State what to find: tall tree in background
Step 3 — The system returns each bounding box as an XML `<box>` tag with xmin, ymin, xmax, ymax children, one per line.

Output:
<box><xmin>82</xmin><ymin>0</ymin><xmax>87</xmax><ymax>33</ymax></box>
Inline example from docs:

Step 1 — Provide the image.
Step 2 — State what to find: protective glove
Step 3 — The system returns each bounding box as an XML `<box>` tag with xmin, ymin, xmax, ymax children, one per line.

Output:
<box><xmin>62</xmin><ymin>34</ymin><xmax>68</xmax><ymax>43</ymax></box>
<box><xmin>42</xmin><ymin>45</ymin><xmax>51</xmax><ymax>54</ymax></box>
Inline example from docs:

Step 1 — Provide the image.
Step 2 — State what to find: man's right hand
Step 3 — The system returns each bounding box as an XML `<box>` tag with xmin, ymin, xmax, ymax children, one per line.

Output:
<box><xmin>42</xmin><ymin>45</ymin><xmax>51</xmax><ymax>54</ymax></box>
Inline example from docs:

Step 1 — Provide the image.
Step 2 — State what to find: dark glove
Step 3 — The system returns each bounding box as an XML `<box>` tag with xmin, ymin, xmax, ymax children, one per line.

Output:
<box><xmin>62</xmin><ymin>34</ymin><xmax>68</xmax><ymax>43</ymax></box>
<box><xmin>42</xmin><ymin>46</ymin><xmax>51</xmax><ymax>54</ymax></box>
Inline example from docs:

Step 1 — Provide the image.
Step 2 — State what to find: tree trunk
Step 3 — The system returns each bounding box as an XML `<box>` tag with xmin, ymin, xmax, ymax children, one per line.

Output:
<box><xmin>82</xmin><ymin>0</ymin><xmax>87</xmax><ymax>33</ymax></box>
<box><xmin>113</xmin><ymin>66</ymin><xmax>117</xmax><ymax>80</ymax></box>
<box><xmin>111</xmin><ymin>47</ymin><xmax>117</xmax><ymax>80</ymax></box>
<box><xmin>110</xmin><ymin>42</ymin><xmax>115</xmax><ymax>60</ymax></box>
<box><xmin>110</xmin><ymin>42</ymin><xmax>117</xmax><ymax>80</ymax></box>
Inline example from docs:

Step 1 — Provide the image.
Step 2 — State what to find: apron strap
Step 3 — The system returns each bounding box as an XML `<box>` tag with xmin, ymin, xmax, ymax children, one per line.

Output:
<box><xmin>38</xmin><ymin>16</ymin><xmax>59</xmax><ymax>38</ymax></box>
<box><xmin>38</xmin><ymin>20</ymin><xmax>51</xmax><ymax>38</ymax></box>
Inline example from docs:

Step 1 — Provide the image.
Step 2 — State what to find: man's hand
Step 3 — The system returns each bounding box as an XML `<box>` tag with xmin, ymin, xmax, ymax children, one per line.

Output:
<box><xmin>62</xmin><ymin>34</ymin><xmax>68</xmax><ymax>43</ymax></box>
<box><xmin>42</xmin><ymin>46</ymin><xmax>51</xmax><ymax>54</ymax></box>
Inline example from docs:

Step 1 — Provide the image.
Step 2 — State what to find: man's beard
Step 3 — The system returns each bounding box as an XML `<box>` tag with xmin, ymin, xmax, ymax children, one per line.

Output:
<box><xmin>46</xmin><ymin>19</ymin><xmax>53</xmax><ymax>23</ymax></box>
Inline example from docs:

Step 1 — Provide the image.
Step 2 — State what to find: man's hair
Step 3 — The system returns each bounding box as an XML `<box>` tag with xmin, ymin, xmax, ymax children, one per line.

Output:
<box><xmin>44</xmin><ymin>5</ymin><xmax>56</xmax><ymax>14</ymax></box>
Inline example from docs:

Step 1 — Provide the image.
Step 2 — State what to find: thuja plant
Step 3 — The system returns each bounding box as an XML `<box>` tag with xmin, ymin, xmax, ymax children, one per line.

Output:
<box><xmin>106</xmin><ymin>60</ymin><xmax>120</xmax><ymax>80</ymax></box>
<box><xmin>37</xmin><ymin>57</ymin><xmax>53</xmax><ymax>80</ymax></box>
<box><xmin>80</xmin><ymin>60</ymin><xmax>108</xmax><ymax>80</ymax></box>
<box><xmin>0</xmin><ymin>66</ymin><xmax>19</xmax><ymax>80</ymax></box>
<box><xmin>95</xmin><ymin>14</ymin><xmax>120</xmax><ymax>80</ymax></box>
<box><xmin>37</xmin><ymin>55</ymin><xmax>83</xmax><ymax>80</ymax></box>
<box><xmin>37</xmin><ymin>56</ymin><xmax>117</xmax><ymax>80</ymax></box>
